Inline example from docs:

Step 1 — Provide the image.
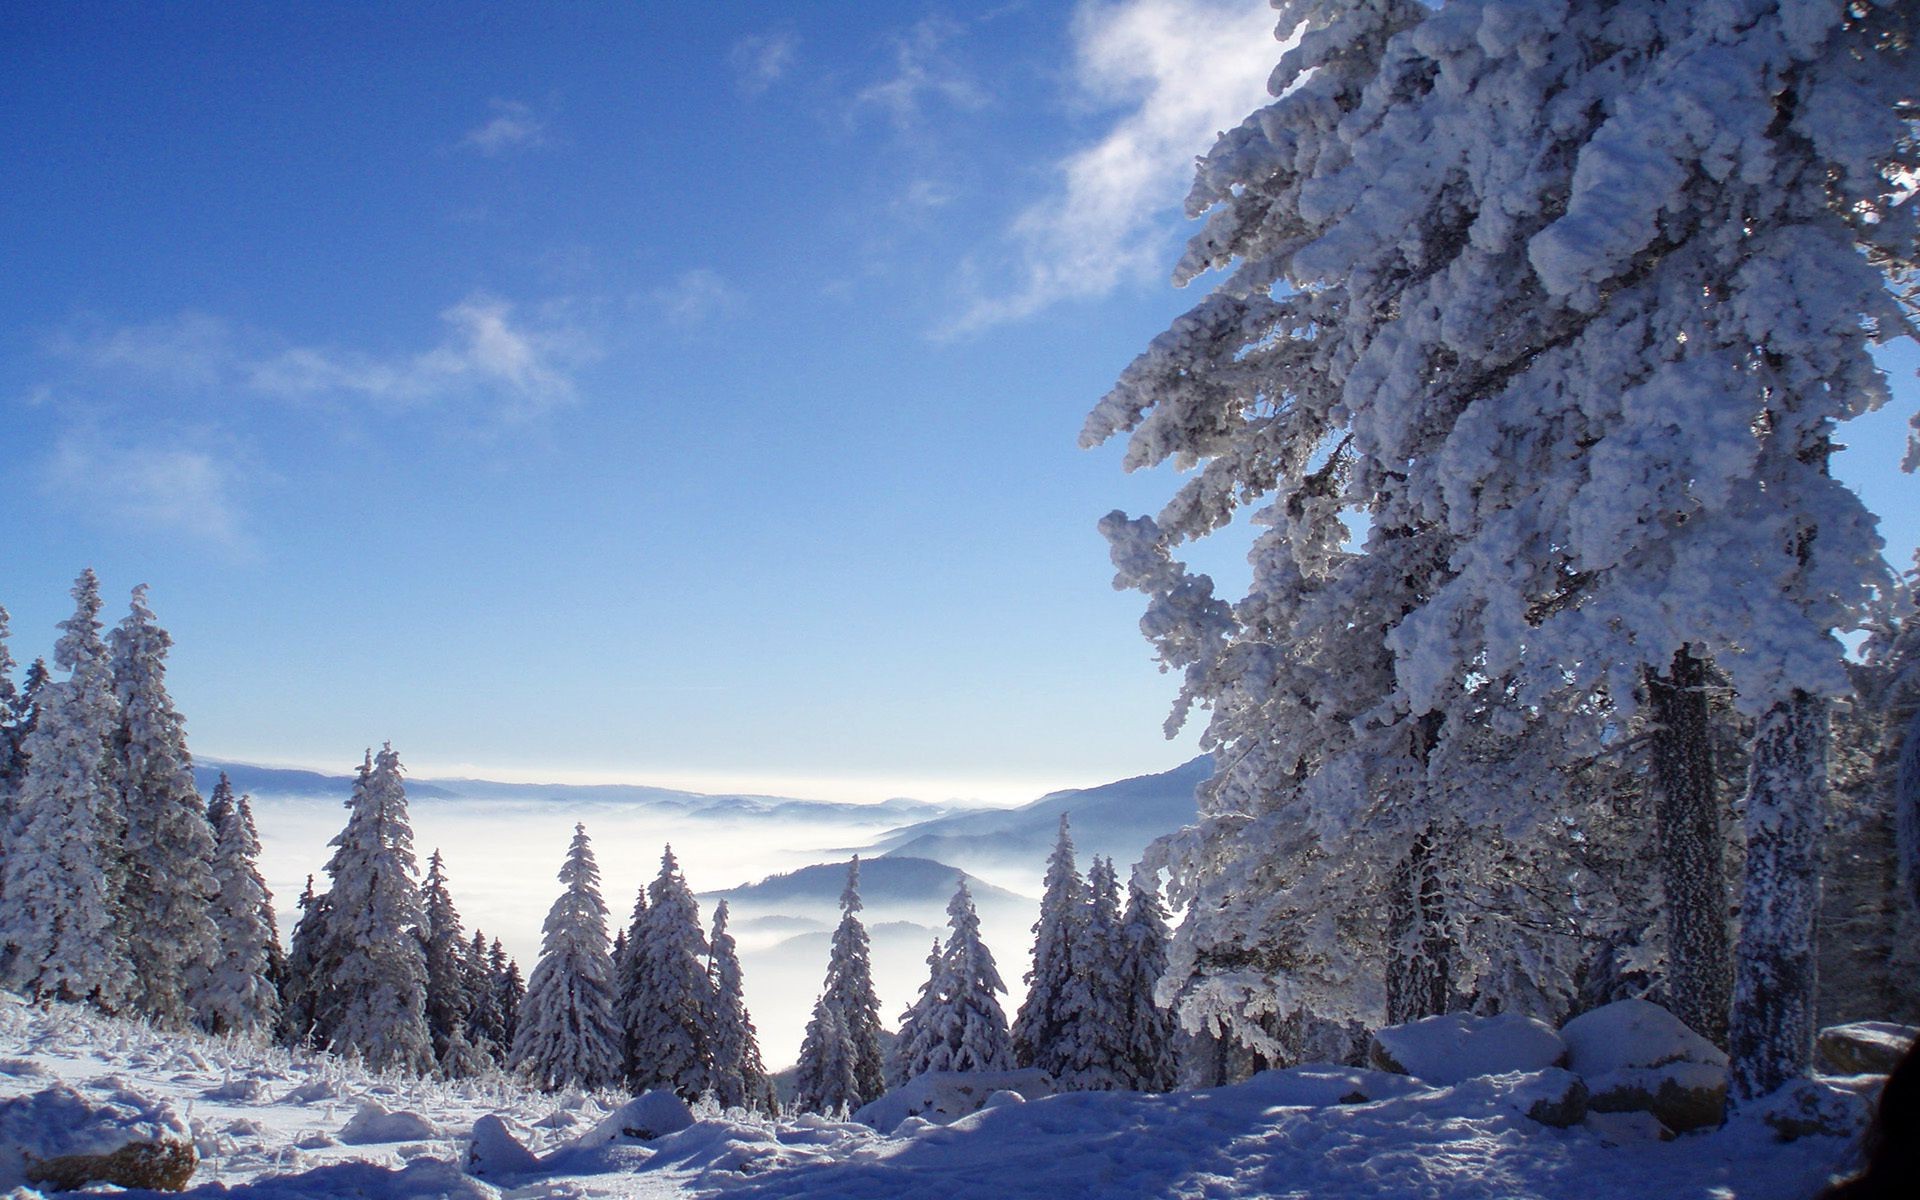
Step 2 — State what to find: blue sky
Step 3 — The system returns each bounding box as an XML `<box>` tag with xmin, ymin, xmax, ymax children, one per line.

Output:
<box><xmin>2</xmin><ymin>2</ymin><xmax>1914</xmax><ymax>805</ymax></box>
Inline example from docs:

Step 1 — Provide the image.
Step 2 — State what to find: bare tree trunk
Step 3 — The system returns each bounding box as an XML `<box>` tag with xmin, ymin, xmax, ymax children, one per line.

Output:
<box><xmin>1386</xmin><ymin>828</ymin><xmax>1452</xmax><ymax>1024</ymax></box>
<box><xmin>1645</xmin><ymin>647</ymin><xmax>1731</xmax><ymax>1046</ymax></box>
<box><xmin>1730</xmin><ymin>690</ymin><xmax>1827</xmax><ymax>1102</ymax></box>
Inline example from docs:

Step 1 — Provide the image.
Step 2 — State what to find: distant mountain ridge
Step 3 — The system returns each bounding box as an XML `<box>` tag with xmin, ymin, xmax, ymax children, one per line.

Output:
<box><xmin>700</xmin><ymin>855</ymin><xmax>1028</xmax><ymax>916</ymax></box>
<box><xmin>865</xmin><ymin>755</ymin><xmax>1213</xmax><ymax>881</ymax></box>
<box><xmin>192</xmin><ymin>759</ymin><xmax>952</xmax><ymax>821</ymax></box>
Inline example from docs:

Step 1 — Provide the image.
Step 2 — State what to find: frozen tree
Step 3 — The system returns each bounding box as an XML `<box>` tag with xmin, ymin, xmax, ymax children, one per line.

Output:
<box><xmin>203</xmin><ymin>787</ymin><xmax>279</xmax><ymax>1039</ymax></box>
<box><xmin>492</xmin><ymin>938</ymin><xmax>524</xmax><ymax>1051</ymax></box>
<box><xmin>1084</xmin><ymin>0</ymin><xmax>1916</xmax><ymax>1086</ymax></box>
<box><xmin>1013</xmin><ymin>816</ymin><xmax>1086</xmax><ymax>1074</ymax></box>
<box><xmin>321</xmin><ymin>745</ymin><xmax>431</xmax><ymax>1073</ymax></box>
<box><xmin>420</xmin><ymin>849</ymin><xmax>485</xmax><ymax>1074</ymax></box>
<box><xmin>620</xmin><ymin>845</ymin><xmax>714</xmax><ymax>1099</ymax></box>
<box><xmin>512</xmin><ymin>824</ymin><xmax>622</xmax><ymax>1090</ymax></box>
<box><xmin>912</xmin><ymin>878</ymin><xmax>1014</xmax><ymax>1079</ymax></box>
<box><xmin>793</xmin><ymin>999</ymin><xmax>858</xmax><ymax>1116</ymax></box>
<box><xmin>1116</xmin><ymin>871</ymin><xmax>1177</xmax><ymax>1091</ymax></box>
<box><xmin>281</xmin><ymin>874</ymin><xmax>334</xmax><ymax>1047</ymax></box>
<box><xmin>464</xmin><ymin>929</ymin><xmax>507</xmax><ymax>1061</ymax></box>
<box><xmin>706</xmin><ymin>900</ymin><xmax>770</xmax><ymax>1111</ymax></box>
<box><xmin>1056</xmin><ymin>857</ymin><xmax>1130</xmax><ymax>1090</ymax></box>
<box><xmin>888</xmin><ymin>938</ymin><xmax>947</xmax><ymax>1087</ymax></box>
<box><xmin>109</xmin><ymin>585</ymin><xmax>221</xmax><ymax>1028</ymax></box>
<box><xmin>818</xmin><ymin>858</ymin><xmax>886</xmax><ymax>1105</ymax></box>
<box><xmin>1</xmin><ymin>570</ymin><xmax>132</xmax><ymax>1010</ymax></box>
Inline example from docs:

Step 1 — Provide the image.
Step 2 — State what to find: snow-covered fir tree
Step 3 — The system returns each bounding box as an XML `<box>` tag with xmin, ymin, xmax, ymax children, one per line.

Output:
<box><xmin>512</xmin><ymin>823</ymin><xmax>622</xmax><ymax>1091</ymax></box>
<box><xmin>619</xmin><ymin>845</ymin><xmax>714</xmax><ymax>1099</ymax></box>
<box><xmin>822</xmin><ymin>858</ymin><xmax>886</xmax><ymax>1105</ymax></box>
<box><xmin>1013</xmin><ymin>816</ymin><xmax>1086</xmax><ymax>1074</ymax></box>
<box><xmin>280</xmin><ymin>874</ymin><xmax>333</xmax><ymax>1047</ymax></box>
<box><xmin>494</xmin><ymin>939</ymin><xmax>525</xmax><ymax>1051</ymax></box>
<box><xmin>1083</xmin><ymin>0</ymin><xmax>1916</xmax><ymax>1092</ymax></box>
<box><xmin>420</xmin><ymin>849</ymin><xmax>486</xmax><ymax>1075</ymax></box>
<box><xmin>1057</xmin><ymin>857</ymin><xmax>1131</xmax><ymax>1091</ymax></box>
<box><xmin>793</xmin><ymin>999</ymin><xmax>859</xmax><ymax>1117</ymax></box>
<box><xmin>706</xmin><ymin>900</ymin><xmax>771</xmax><ymax>1112</ymax></box>
<box><xmin>320</xmin><ymin>745</ymin><xmax>432</xmax><ymax>1072</ymax></box>
<box><xmin>897</xmin><ymin>878</ymin><xmax>1014</xmax><ymax>1081</ymax></box>
<box><xmin>888</xmin><ymin>938</ymin><xmax>947</xmax><ymax>1087</ymax></box>
<box><xmin>1116</xmin><ymin>871</ymin><xmax>1177</xmax><ymax>1092</ymax></box>
<box><xmin>204</xmin><ymin>783</ymin><xmax>280</xmax><ymax>1039</ymax></box>
<box><xmin>108</xmin><ymin>584</ymin><xmax>221</xmax><ymax>1029</ymax></box>
<box><xmin>1</xmin><ymin>570</ymin><xmax>132</xmax><ymax>1010</ymax></box>
<box><xmin>464</xmin><ymin>929</ymin><xmax>507</xmax><ymax>1062</ymax></box>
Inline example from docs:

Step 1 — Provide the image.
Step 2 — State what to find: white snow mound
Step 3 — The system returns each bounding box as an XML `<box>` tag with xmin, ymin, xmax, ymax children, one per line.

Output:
<box><xmin>0</xmin><ymin>1082</ymin><xmax>191</xmax><ymax>1190</ymax></box>
<box><xmin>1561</xmin><ymin>999</ymin><xmax>1727</xmax><ymax>1076</ymax></box>
<box><xmin>854</xmin><ymin>1068</ymin><xmax>1054</xmax><ymax>1132</ymax></box>
<box><xmin>338</xmin><ymin>1100</ymin><xmax>444</xmax><ymax>1145</ymax></box>
<box><xmin>1371</xmin><ymin>1012</ymin><xmax>1566</xmax><ymax>1084</ymax></box>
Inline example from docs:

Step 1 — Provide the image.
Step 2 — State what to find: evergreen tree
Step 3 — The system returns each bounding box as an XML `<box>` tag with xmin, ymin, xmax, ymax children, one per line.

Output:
<box><xmin>888</xmin><ymin>938</ymin><xmax>947</xmax><ymax>1087</ymax></box>
<box><xmin>512</xmin><ymin>823</ymin><xmax>622</xmax><ymax>1091</ymax></box>
<box><xmin>204</xmin><ymin>788</ymin><xmax>279</xmax><ymax>1039</ymax></box>
<box><xmin>825</xmin><ymin>858</ymin><xmax>886</xmax><ymax>1104</ymax></box>
<box><xmin>494</xmin><ymin>939</ymin><xmax>525</xmax><ymax>1050</ymax></box>
<box><xmin>109</xmin><ymin>584</ymin><xmax>221</xmax><ymax>1028</ymax></box>
<box><xmin>1116</xmin><ymin>872</ymin><xmax>1177</xmax><ymax>1092</ymax></box>
<box><xmin>921</xmin><ymin>878</ymin><xmax>1014</xmax><ymax>1078</ymax></box>
<box><xmin>281</xmin><ymin>873</ymin><xmax>334</xmax><ymax>1047</ymax></box>
<box><xmin>1057</xmin><ymin>857</ymin><xmax>1130</xmax><ymax>1091</ymax></box>
<box><xmin>619</xmin><ymin>845</ymin><xmax>714</xmax><ymax>1099</ymax></box>
<box><xmin>420</xmin><ymin>849</ymin><xmax>483</xmax><ymax>1074</ymax></box>
<box><xmin>793</xmin><ymin>999</ymin><xmax>858</xmax><ymax>1116</ymax></box>
<box><xmin>1</xmin><ymin>570</ymin><xmax>132</xmax><ymax>1010</ymax></box>
<box><xmin>706</xmin><ymin>900</ymin><xmax>770</xmax><ymax>1111</ymax></box>
<box><xmin>1013</xmin><ymin>816</ymin><xmax>1085</xmax><ymax>1075</ymax></box>
<box><xmin>321</xmin><ymin>745</ymin><xmax>432</xmax><ymax>1072</ymax></box>
<box><xmin>465</xmin><ymin>928</ymin><xmax>507</xmax><ymax>1062</ymax></box>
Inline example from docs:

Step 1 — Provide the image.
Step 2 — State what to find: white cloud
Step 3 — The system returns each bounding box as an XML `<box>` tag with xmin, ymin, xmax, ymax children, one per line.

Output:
<box><xmin>460</xmin><ymin>99</ymin><xmax>550</xmax><ymax>156</ymax></box>
<box><xmin>951</xmin><ymin>0</ymin><xmax>1280</xmax><ymax>334</ymax></box>
<box><xmin>246</xmin><ymin>296</ymin><xmax>579</xmax><ymax>420</ymax></box>
<box><xmin>853</xmin><ymin>16</ymin><xmax>988</xmax><ymax>131</ymax></box>
<box><xmin>648</xmin><ymin>268</ymin><xmax>745</xmax><ymax>328</ymax></box>
<box><xmin>731</xmin><ymin>31</ymin><xmax>799</xmax><ymax>97</ymax></box>
<box><xmin>42</xmin><ymin>435</ymin><xmax>249</xmax><ymax>551</ymax></box>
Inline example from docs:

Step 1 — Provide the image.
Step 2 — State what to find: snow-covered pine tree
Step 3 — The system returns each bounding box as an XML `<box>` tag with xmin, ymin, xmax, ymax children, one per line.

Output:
<box><xmin>321</xmin><ymin>745</ymin><xmax>432</xmax><ymax>1073</ymax></box>
<box><xmin>923</xmin><ymin>878</ymin><xmax>1014</xmax><ymax>1076</ymax></box>
<box><xmin>793</xmin><ymin>999</ymin><xmax>859</xmax><ymax>1116</ymax></box>
<box><xmin>619</xmin><ymin>845</ymin><xmax>714</xmax><ymax>1099</ymax></box>
<box><xmin>1013</xmin><ymin>816</ymin><xmax>1086</xmax><ymax>1074</ymax></box>
<box><xmin>464</xmin><ymin>929</ymin><xmax>507</xmax><ymax>1062</ymax></box>
<box><xmin>823</xmin><ymin>858</ymin><xmax>886</xmax><ymax>1105</ymax></box>
<box><xmin>1085</xmin><ymin>0</ymin><xmax>1915</xmax><ymax>1086</ymax></box>
<box><xmin>1056</xmin><ymin>857</ymin><xmax>1131</xmax><ymax>1091</ymax></box>
<box><xmin>496</xmin><ymin>942</ymin><xmax>525</xmax><ymax>1050</ymax></box>
<box><xmin>1</xmin><ymin>570</ymin><xmax>132</xmax><ymax>1010</ymax></box>
<box><xmin>420</xmin><ymin>849</ymin><xmax>485</xmax><ymax>1074</ymax></box>
<box><xmin>281</xmin><ymin>873</ymin><xmax>334</xmax><ymax>1047</ymax></box>
<box><xmin>204</xmin><ymin>788</ymin><xmax>280</xmax><ymax>1039</ymax></box>
<box><xmin>109</xmin><ymin>584</ymin><xmax>221</xmax><ymax>1029</ymax></box>
<box><xmin>889</xmin><ymin>938</ymin><xmax>947</xmax><ymax>1087</ymax></box>
<box><xmin>706</xmin><ymin>900</ymin><xmax>770</xmax><ymax>1111</ymax></box>
<box><xmin>1116</xmin><ymin>871</ymin><xmax>1177</xmax><ymax>1092</ymax></box>
<box><xmin>511</xmin><ymin>823</ymin><xmax>622</xmax><ymax>1091</ymax></box>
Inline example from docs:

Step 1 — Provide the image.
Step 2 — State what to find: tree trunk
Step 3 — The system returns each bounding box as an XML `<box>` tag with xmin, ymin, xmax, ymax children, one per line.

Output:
<box><xmin>1386</xmin><ymin>828</ymin><xmax>1452</xmax><ymax>1024</ymax></box>
<box><xmin>1645</xmin><ymin>647</ymin><xmax>1731</xmax><ymax>1047</ymax></box>
<box><xmin>1730</xmin><ymin>690</ymin><xmax>1827</xmax><ymax>1102</ymax></box>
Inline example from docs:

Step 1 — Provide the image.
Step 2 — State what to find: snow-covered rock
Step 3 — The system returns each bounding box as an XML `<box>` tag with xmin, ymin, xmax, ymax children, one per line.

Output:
<box><xmin>1561</xmin><ymin>1000</ymin><xmax>1727</xmax><ymax>1076</ymax></box>
<box><xmin>466</xmin><ymin>1113</ymin><xmax>542</xmax><ymax>1177</ymax></box>
<box><xmin>1750</xmin><ymin>1078</ymin><xmax>1873</xmax><ymax>1144</ymax></box>
<box><xmin>853</xmin><ymin>1069</ymin><xmax>1054</xmax><ymax>1132</ymax></box>
<box><xmin>338</xmin><ymin>1100</ymin><xmax>444</xmax><ymax>1144</ymax></box>
<box><xmin>0</xmin><ymin>1082</ymin><xmax>196</xmax><ymax>1192</ymax></box>
<box><xmin>1815</xmin><ymin>1022</ymin><xmax>1916</xmax><ymax>1076</ymax></box>
<box><xmin>576</xmin><ymin>1089</ymin><xmax>695</xmax><ymax>1145</ymax></box>
<box><xmin>1562</xmin><ymin>1000</ymin><xmax>1728</xmax><ymax>1132</ymax></box>
<box><xmin>1494</xmin><ymin>1068</ymin><xmax>1589</xmax><ymax>1128</ymax></box>
<box><xmin>1583</xmin><ymin>1110</ymin><xmax>1674</xmax><ymax>1146</ymax></box>
<box><xmin>1369</xmin><ymin>1013</ymin><xmax>1566</xmax><ymax>1084</ymax></box>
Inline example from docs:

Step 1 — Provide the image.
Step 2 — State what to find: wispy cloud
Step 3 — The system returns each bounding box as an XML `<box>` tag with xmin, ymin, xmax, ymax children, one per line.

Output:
<box><xmin>950</xmin><ymin>0</ymin><xmax>1279</xmax><ymax>334</ymax></box>
<box><xmin>41</xmin><ymin>434</ymin><xmax>250</xmax><ymax>551</ymax></box>
<box><xmin>853</xmin><ymin>16</ymin><xmax>988</xmax><ymax>131</ymax></box>
<box><xmin>247</xmin><ymin>296</ymin><xmax>579</xmax><ymax>420</ymax></box>
<box><xmin>648</xmin><ymin>269</ymin><xmax>745</xmax><ymax>328</ymax></box>
<box><xmin>731</xmin><ymin>31</ymin><xmax>799</xmax><ymax>97</ymax></box>
<box><xmin>460</xmin><ymin>99</ymin><xmax>551</xmax><ymax>157</ymax></box>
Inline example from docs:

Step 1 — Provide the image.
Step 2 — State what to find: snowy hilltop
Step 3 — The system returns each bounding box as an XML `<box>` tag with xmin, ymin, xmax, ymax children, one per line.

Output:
<box><xmin>0</xmin><ymin>992</ymin><xmax>1874</xmax><ymax>1199</ymax></box>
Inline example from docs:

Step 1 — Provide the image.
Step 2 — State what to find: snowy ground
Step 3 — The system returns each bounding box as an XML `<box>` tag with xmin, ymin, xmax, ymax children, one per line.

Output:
<box><xmin>0</xmin><ymin>993</ymin><xmax>1863</xmax><ymax>1199</ymax></box>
